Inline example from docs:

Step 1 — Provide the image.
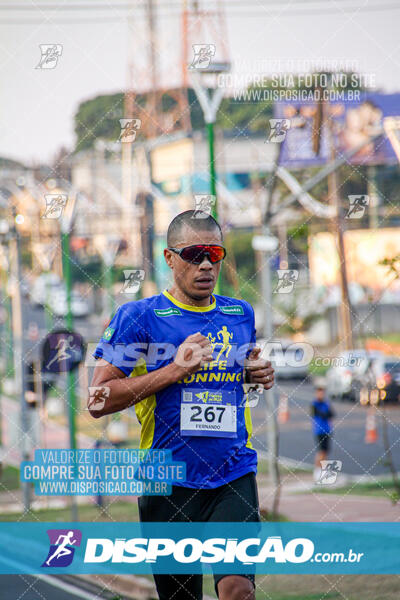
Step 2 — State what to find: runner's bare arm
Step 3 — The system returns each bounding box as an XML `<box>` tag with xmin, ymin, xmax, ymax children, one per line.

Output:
<box><xmin>88</xmin><ymin>332</ymin><xmax>213</xmax><ymax>418</ymax></box>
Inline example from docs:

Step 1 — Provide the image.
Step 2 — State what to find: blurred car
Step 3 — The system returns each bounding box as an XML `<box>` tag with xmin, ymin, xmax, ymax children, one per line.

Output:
<box><xmin>30</xmin><ymin>273</ymin><xmax>61</xmax><ymax>306</ymax></box>
<box><xmin>326</xmin><ymin>349</ymin><xmax>383</xmax><ymax>401</ymax></box>
<box><xmin>48</xmin><ymin>288</ymin><xmax>90</xmax><ymax>318</ymax></box>
<box><xmin>257</xmin><ymin>338</ymin><xmax>309</xmax><ymax>380</ymax></box>
<box><xmin>351</xmin><ymin>355</ymin><xmax>400</xmax><ymax>403</ymax></box>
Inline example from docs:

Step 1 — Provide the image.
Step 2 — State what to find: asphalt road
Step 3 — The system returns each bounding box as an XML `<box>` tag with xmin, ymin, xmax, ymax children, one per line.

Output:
<box><xmin>0</xmin><ymin>575</ymin><xmax>110</xmax><ymax>600</ymax></box>
<box><xmin>251</xmin><ymin>380</ymin><xmax>400</xmax><ymax>476</ymax></box>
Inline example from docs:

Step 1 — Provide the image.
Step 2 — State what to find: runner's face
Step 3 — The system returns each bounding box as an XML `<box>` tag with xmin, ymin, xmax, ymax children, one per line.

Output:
<box><xmin>165</xmin><ymin>224</ymin><xmax>223</xmax><ymax>300</ymax></box>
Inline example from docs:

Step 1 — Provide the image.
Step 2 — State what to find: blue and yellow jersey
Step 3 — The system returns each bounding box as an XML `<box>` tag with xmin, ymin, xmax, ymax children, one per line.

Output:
<box><xmin>93</xmin><ymin>289</ymin><xmax>258</xmax><ymax>489</ymax></box>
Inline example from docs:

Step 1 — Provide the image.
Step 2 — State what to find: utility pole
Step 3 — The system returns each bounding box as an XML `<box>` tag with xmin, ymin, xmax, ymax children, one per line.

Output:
<box><xmin>367</xmin><ymin>165</ymin><xmax>380</xmax><ymax>229</ymax></box>
<box><xmin>31</xmin><ymin>243</ymin><xmax>57</xmax><ymax>331</ymax></box>
<box><xmin>252</xmin><ymin>231</ymin><xmax>281</xmax><ymax>515</ymax></box>
<box><xmin>311</xmin><ymin>86</ymin><xmax>354</xmax><ymax>350</ymax></box>
<box><xmin>93</xmin><ymin>234</ymin><xmax>120</xmax><ymax>318</ymax></box>
<box><xmin>60</xmin><ymin>195</ymin><xmax>79</xmax><ymax>521</ymax></box>
<box><xmin>327</xmin><ymin>116</ymin><xmax>354</xmax><ymax>350</ymax></box>
<box><xmin>251</xmin><ymin>139</ymin><xmax>283</xmax><ymax>515</ymax></box>
<box><xmin>0</xmin><ymin>223</ymin><xmax>11</xmax><ymax>480</ymax></box>
<box><xmin>9</xmin><ymin>206</ymin><xmax>31</xmax><ymax>512</ymax></box>
<box><xmin>0</xmin><ymin>238</ymin><xmax>14</xmax><ymax>378</ymax></box>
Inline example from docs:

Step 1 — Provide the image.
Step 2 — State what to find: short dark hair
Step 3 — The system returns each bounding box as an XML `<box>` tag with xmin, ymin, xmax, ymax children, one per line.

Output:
<box><xmin>167</xmin><ymin>210</ymin><xmax>222</xmax><ymax>247</ymax></box>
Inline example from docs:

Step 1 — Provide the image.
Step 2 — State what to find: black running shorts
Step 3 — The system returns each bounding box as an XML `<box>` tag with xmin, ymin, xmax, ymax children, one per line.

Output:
<box><xmin>138</xmin><ymin>471</ymin><xmax>261</xmax><ymax>599</ymax></box>
<box><xmin>316</xmin><ymin>433</ymin><xmax>331</xmax><ymax>452</ymax></box>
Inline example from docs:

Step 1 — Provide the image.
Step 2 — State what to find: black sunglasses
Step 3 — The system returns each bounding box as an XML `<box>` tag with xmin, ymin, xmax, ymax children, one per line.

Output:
<box><xmin>168</xmin><ymin>244</ymin><xmax>226</xmax><ymax>264</ymax></box>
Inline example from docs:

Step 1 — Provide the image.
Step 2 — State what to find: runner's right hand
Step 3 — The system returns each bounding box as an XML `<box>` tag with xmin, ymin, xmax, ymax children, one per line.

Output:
<box><xmin>173</xmin><ymin>332</ymin><xmax>214</xmax><ymax>377</ymax></box>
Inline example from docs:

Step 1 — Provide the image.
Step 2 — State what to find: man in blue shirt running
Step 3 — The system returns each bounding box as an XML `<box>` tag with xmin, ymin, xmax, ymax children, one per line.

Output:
<box><xmin>311</xmin><ymin>385</ymin><xmax>335</xmax><ymax>482</ymax></box>
<box><xmin>89</xmin><ymin>210</ymin><xmax>275</xmax><ymax>600</ymax></box>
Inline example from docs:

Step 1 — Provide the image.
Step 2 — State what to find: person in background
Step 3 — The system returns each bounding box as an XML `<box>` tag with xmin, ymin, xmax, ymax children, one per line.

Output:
<box><xmin>311</xmin><ymin>384</ymin><xmax>335</xmax><ymax>482</ymax></box>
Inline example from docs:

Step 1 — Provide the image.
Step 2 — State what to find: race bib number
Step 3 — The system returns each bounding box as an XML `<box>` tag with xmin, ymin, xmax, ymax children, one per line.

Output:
<box><xmin>180</xmin><ymin>388</ymin><xmax>237</xmax><ymax>438</ymax></box>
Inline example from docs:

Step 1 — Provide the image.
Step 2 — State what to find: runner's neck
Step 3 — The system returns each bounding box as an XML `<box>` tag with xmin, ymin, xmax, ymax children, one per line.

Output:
<box><xmin>165</xmin><ymin>287</ymin><xmax>214</xmax><ymax>309</ymax></box>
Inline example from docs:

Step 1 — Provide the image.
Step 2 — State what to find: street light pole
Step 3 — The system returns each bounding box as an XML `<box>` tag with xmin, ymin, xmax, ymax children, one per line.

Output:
<box><xmin>206</xmin><ymin>118</ymin><xmax>219</xmax><ymax>295</ymax></box>
<box><xmin>327</xmin><ymin>114</ymin><xmax>354</xmax><ymax>350</ymax></box>
<box><xmin>60</xmin><ymin>193</ymin><xmax>79</xmax><ymax>521</ymax></box>
<box><xmin>207</xmin><ymin>121</ymin><xmax>217</xmax><ymax>209</ymax></box>
<box><xmin>61</xmin><ymin>231</ymin><xmax>77</xmax><ymax>453</ymax></box>
<box><xmin>252</xmin><ymin>134</ymin><xmax>282</xmax><ymax>512</ymax></box>
<box><xmin>0</xmin><ymin>243</ymin><xmax>14</xmax><ymax>378</ymax></box>
<box><xmin>9</xmin><ymin>207</ymin><xmax>32</xmax><ymax>512</ymax></box>
<box><xmin>252</xmin><ymin>230</ymin><xmax>280</xmax><ymax>513</ymax></box>
<box><xmin>93</xmin><ymin>234</ymin><xmax>120</xmax><ymax>318</ymax></box>
<box><xmin>190</xmin><ymin>68</ymin><xmax>228</xmax><ymax>295</ymax></box>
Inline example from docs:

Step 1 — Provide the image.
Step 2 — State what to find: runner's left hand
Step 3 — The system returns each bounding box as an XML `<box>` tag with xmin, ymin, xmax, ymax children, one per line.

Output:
<box><xmin>244</xmin><ymin>346</ymin><xmax>274</xmax><ymax>390</ymax></box>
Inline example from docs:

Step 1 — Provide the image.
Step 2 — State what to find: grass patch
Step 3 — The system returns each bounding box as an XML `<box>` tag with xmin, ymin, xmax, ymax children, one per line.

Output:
<box><xmin>364</xmin><ymin>333</ymin><xmax>400</xmax><ymax>345</ymax></box>
<box><xmin>312</xmin><ymin>480</ymin><xmax>399</xmax><ymax>501</ymax></box>
<box><xmin>280</xmin><ymin>464</ymin><xmax>311</xmax><ymax>476</ymax></box>
<box><xmin>202</xmin><ymin>574</ymin><xmax>343</xmax><ymax>599</ymax></box>
<box><xmin>256</xmin><ymin>594</ymin><xmax>341</xmax><ymax>600</ymax></box>
<box><xmin>259</xmin><ymin>509</ymin><xmax>290</xmax><ymax>522</ymax></box>
<box><xmin>381</xmin><ymin>333</ymin><xmax>400</xmax><ymax>344</ymax></box>
<box><xmin>0</xmin><ymin>499</ymin><xmax>139</xmax><ymax>522</ymax></box>
<box><xmin>0</xmin><ymin>464</ymin><xmax>20</xmax><ymax>491</ymax></box>
<box><xmin>257</xmin><ymin>460</ymin><xmax>310</xmax><ymax>477</ymax></box>
<box><xmin>307</xmin><ymin>358</ymin><xmax>330</xmax><ymax>376</ymax></box>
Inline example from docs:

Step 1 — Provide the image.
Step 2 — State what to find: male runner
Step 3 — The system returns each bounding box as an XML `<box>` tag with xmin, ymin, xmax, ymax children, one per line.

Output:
<box><xmin>90</xmin><ymin>210</ymin><xmax>275</xmax><ymax>600</ymax></box>
<box><xmin>311</xmin><ymin>384</ymin><xmax>335</xmax><ymax>482</ymax></box>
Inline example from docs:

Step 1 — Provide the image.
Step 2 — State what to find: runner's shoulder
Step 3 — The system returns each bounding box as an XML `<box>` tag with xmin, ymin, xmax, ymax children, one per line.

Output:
<box><xmin>118</xmin><ymin>293</ymin><xmax>161</xmax><ymax>312</ymax></box>
<box><xmin>102</xmin><ymin>294</ymin><xmax>162</xmax><ymax>339</ymax></box>
<box><xmin>214</xmin><ymin>294</ymin><xmax>255</xmax><ymax>318</ymax></box>
<box><xmin>114</xmin><ymin>293</ymin><xmax>164</xmax><ymax>321</ymax></box>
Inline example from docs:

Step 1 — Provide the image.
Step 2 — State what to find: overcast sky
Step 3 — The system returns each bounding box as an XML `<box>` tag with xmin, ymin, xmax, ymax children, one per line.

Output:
<box><xmin>1</xmin><ymin>1</ymin><xmax>399</xmax><ymax>165</ymax></box>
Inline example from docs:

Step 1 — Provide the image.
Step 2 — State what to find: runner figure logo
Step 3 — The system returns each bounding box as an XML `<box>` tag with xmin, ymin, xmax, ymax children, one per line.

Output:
<box><xmin>193</xmin><ymin>194</ymin><xmax>216</xmax><ymax>218</ymax></box>
<box><xmin>88</xmin><ymin>386</ymin><xmax>110</xmax><ymax>412</ymax></box>
<box><xmin>346</xmin><ymin>195</ymin><xmax>370</xmax><ymax>218</ymax></box>
<box><xmin>274</xmin><ymin>269</ymin><xmax>299</xmax><ymax>294</ymax></box>
<box><xmin>42</xmin><ymin>194</ymin><xmax>68</xmax><ymax>220</ymax></box>
<box><xmin>42</xmin><ymin>529</ymin><xmax>82</xmax><ymax>567</ymax></box>
<box><xmin>122</xmin><ymin>269</ymin><xmax>145</xmax><ymax>294</ymax></box>
<box><xmin>266</xmin><ymin>119</ymin><xmax>291</xmax><ymax>143</ymax></box>
<box><xmin>189</xmin><ymin>44</ymin><xmax>216</xmax><ymax>69</ymax></box>
<box><xmin>207</xmin><ymin>326</ymin><xmax>233</xmax><ymax>362</ymax></box>
<box><xmin>46</xmin><ymin>335</ymin><xmax>75</xmax><ymax>370</ymax></box>
<box><xmin>118</xmin><ymin>118</ymin><xmax>142</xmax><ymax>143</ymax></box>
<box><xmin>242</xmin><ymin>383</ymin><xmax>264</xmax><ymax>407</ymax></box>
<box><xmin>36</xmin><ymin>44</ymin><xmax>63</xmax><ymax>69</ymax></box>
<box><xmin>317</xmin><ymin>460</ymin><xmax>342</xmax><ymax>485</ymax></box>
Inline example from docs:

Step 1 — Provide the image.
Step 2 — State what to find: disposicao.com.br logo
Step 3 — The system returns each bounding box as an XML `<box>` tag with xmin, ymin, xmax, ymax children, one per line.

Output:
<box><xmin>82</xmin><ymin>536</ymin><xmax>363</xmax><ymax>565</ymax></box>
<box><xmin>38</xmin><ymin>529</ymin><xmax>365</xmax><ymax>572</ymax></box>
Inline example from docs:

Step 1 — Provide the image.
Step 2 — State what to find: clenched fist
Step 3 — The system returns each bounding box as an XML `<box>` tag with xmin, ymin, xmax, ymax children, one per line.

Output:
<box><xmin>244</xmin><ymin>346</ymin><xmax>275</xmax><ymax>390</ymax></box>
<box><xmin>173</xmin><ymin>332</ymin><xmax>214</xmax><ymax>377</ymax></box>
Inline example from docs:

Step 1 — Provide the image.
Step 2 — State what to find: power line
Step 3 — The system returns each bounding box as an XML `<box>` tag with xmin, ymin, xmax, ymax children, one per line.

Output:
<box><xmin>1</xmin><ymin>0</ymin><xmax>399</xmax><ymax>24</ymax></box>
<box><xmin>0</xmin><ymin>0</ymin><xmax>348</xmax><ymax>7</ymax></box>
<box><xmin>0</xmin><ymin>0</ymin><xmax>397</xmax><ymax>9</ymax></box>
<box><xmin>1</xmin><ymin>4</ymin><xmax>400</xmax><ymax>24</ymax></box>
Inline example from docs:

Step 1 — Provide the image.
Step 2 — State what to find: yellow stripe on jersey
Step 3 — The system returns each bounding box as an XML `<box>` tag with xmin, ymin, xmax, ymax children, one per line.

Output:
<box><xmin>130</xmin><ymin>358</ymin><xmax>156</xmax><ymax>450</ymax></box>
<box><xmin>244</xmin><ymin>396</ymin><xmax>254</xmax><ymax>449</ymax></box>
<box><xmin>163</xmin><ymin>289</ymin><xmax>216</xmax><ymax>312</ymax></box>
